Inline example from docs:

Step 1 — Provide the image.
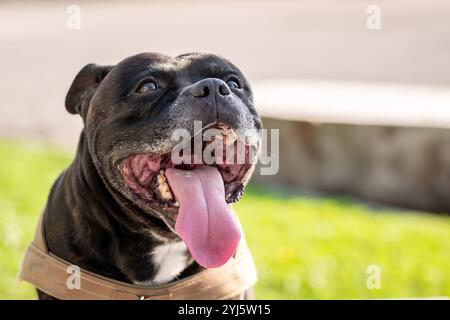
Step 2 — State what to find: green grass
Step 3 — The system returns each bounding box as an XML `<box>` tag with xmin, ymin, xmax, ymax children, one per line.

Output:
<box><xmin>0</xmin><ymin>139</ymin><xmax>449</xmax><ymax>299</ymax></box>
<box><xmin>237</xmin><ymin>186</ymin><xmax>450</xmax><ymax>299</ymax></box>
<box><xmin>0</xmin><ymin>140</ymin><xmax>72</xmax><ymax>299</ymax></box>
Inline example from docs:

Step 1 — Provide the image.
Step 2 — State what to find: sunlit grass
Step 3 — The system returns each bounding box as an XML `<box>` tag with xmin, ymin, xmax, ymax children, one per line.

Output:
<box><xmin>0</xmin><ymin>140</ymin><xmax>71</xmax><ymax>299</ymax></box>
<box><xmin>237</xmin><ymin>186</ymin><xmax>450</xmax><ymax>299</ymax></box>
<box><xmin>0</xmin><ymin>140</ymin><xmax>449</xmax><ymax>299</ymax></box>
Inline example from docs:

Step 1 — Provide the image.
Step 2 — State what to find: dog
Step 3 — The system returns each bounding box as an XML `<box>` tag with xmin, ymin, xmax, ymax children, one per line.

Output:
<box><xmin>33</xmin><ymin>52</ymin><xmax>262</xmax><ymax>300</ymax></box>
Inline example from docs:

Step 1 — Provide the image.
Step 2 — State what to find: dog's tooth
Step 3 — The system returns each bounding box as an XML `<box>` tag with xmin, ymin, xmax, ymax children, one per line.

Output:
<box><xmin>158</xmin><ymin>181</ymin><xmax>173</xmax><ymax>200</ymax></box>
<box><xmin>161</xmin><ymin>190</ymin><xmax>173</xmax><ymax>200</ymax></box>
<box><xmin>173</xmin><ymin>201</ymin><xmax>180</xmax><ymax>207</ymax></box>
<box><xmin>166</xmin><ymin>192</ymin><xmax>173</xmax><ymax>200</ymax></box>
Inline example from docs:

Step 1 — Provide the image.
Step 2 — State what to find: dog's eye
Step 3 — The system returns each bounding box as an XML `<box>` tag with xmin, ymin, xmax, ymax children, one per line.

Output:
<box><xmin>226</xmin><ymin>78</ymin><xmax>241</xmax><ymax>89</ymax></box>
<box><xmin>136</xmin><ymin>80</ymin><xmax>158</xmax><ymax>93</ymax></box>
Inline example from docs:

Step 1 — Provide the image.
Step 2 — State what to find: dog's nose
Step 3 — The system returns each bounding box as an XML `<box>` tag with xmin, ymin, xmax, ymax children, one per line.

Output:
<box><xmin>190</xmin><ymin>78</ymin><xmax>230</xmax><ymax>97</ymax></box>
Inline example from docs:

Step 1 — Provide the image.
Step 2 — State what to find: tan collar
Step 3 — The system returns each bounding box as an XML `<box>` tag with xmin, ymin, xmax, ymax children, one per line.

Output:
<box><xmin>18</xmin><ymin>213</ymin><xmax>257</xmax><ymax>300</ymax></box>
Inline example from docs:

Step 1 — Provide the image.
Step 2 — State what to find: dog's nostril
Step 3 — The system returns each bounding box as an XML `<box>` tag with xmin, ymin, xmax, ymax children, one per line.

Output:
<box><xmin>191</xmin><ymin>83</ymin><xmax>210</xmax><ymax>97</ymax></box>
<box><xmin>219</xmin><ymin>84</ymin><xmax>230</xmax><ymax>96</ymax></box>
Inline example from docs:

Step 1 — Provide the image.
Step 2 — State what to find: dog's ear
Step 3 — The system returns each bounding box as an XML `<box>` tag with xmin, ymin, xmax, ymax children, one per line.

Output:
<box><xmin>65</xmin><ymin>64</ymin><xmax>113</xmax><ymax>117</ymax></box>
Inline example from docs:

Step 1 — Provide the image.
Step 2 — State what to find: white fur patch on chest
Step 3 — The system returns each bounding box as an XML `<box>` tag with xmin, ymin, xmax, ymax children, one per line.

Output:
<box><xmin>135</xmin><ymin>241</ymin><xmax>190</xmax><ymax>286</ymax></box>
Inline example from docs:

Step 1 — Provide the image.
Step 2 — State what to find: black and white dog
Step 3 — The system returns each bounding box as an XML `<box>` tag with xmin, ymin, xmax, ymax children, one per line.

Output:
<box><xmin>38</xmin><ymin>52</ymin><xmax>261</xmax><ymax>299</ymax></box>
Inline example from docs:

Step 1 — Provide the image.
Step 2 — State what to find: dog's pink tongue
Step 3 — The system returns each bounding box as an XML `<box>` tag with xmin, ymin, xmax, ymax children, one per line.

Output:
<box><xmin>165</xmin><ymin>166</ymin><xmax>241</xmax><ymax>268</ymax></box>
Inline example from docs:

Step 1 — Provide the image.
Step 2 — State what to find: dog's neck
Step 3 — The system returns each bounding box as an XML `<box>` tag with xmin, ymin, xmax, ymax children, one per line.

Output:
<box><xmin>43</xmin><ymin>132</ymin><xmax>197</xmax><ymax>285</ymax></box>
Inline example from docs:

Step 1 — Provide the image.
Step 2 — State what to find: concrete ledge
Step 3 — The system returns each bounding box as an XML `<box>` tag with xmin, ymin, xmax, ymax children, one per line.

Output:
<box><xmin>255</xmin><ymin>118</ymin><xmax>450</xmax><ymax>213</ymax></box>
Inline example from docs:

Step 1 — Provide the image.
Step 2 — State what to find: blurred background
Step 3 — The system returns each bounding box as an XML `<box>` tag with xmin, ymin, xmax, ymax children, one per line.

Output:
<box><xmin>0</xmin><ymin>0</ymin><xmax>449</xmax><ymax>299</ymax></box>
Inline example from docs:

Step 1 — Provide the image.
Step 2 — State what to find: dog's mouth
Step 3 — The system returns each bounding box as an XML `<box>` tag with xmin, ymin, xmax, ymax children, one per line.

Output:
<box><xmin>118</xmin><ymin>124</ymin><xmax>256</xmax><ymax>268</ymax></box>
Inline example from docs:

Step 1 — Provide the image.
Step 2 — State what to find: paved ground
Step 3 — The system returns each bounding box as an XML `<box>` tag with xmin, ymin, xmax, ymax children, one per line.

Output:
<box><xmin>1</xmin><ymin>0</ymin><xmax>450</xmax><ymax>147</ymax></box>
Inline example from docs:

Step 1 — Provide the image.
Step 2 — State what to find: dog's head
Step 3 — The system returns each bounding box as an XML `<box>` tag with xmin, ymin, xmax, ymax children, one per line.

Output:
<box><xmin>65</xmin><ymin>52</ymin><xmax>262</xmax><ymax>268</ymax></box>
